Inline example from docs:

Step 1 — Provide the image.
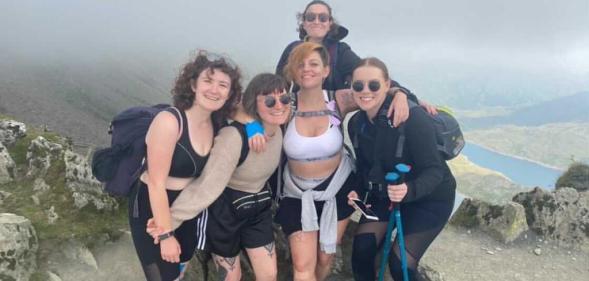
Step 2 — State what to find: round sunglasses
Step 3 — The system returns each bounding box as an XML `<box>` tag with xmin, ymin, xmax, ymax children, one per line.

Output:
<box><xmin>262</xmin><ymin>94</ymin><xmax>291</xmax><ymax>108</ymax></box>
<box><xmin>352</xmin><ymin>80</ymin><xmax>381</xmax><ymax>92</ymax></box>
<box><xmin>304</xmin><ymin>12</ymin><xmax>330</xmax><ymax>23</ymax></box>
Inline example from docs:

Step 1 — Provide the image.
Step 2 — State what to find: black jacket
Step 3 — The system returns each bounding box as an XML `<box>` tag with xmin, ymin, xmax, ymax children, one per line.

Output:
<box><xmin>348</xmin><ymin>104</ymin><xmax>456</xmax><ymax>203</ymax></box>
<box><xmin>276</xmin><ymin>25</ymin><xmax>417</xmax><ymax>102</ymax></box>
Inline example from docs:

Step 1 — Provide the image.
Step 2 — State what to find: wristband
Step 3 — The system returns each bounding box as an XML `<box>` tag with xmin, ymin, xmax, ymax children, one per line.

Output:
<box><xmin>245</xmin><ymin>120</ymin><xmax>264</xmax><ymax>139</ymax></box>
<box><xmin>158</xmin><ymin>230</ymin><xmax>175</xmax><ymax>241</ymax></box>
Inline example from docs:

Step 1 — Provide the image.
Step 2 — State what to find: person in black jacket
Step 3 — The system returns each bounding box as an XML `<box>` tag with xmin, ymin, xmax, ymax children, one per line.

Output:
<box><xmin>275</xmin><ymin>0</ymin><xmax>438</xmax><ymax>124</ymax></box>
<box><xmin>347</xmin><ymin>57</ymin><xmax>456</xmax><ymax>281</ymax></box>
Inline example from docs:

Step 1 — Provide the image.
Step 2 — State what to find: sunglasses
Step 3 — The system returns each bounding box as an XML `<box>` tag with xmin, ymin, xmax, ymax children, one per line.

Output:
<box><xmin>352</xmin><ymin>80</ymin><xmax>381</xmax><ymax>92</ymax></box>
<box><xmin>262</xmin><ymin>94</ymin><xmax>291</xmax><ymax>108</ymax></box>
<box><xmin>304</xmin><ymin>12</ymin><xmax>330</xmax><ymax>23</ymax></box>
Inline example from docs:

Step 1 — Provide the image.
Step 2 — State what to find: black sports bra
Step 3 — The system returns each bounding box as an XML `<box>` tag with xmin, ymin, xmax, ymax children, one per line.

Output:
<box><xmin>165</xmin><ymin>108</ymin><xmax>209</xmax><ymax>178</ymax></box>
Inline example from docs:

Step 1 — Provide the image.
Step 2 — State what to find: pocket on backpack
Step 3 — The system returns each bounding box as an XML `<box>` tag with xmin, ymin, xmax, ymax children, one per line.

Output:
<box><xmin>227</xmin><ymin>189</ymin><xmax>272</xmax><ymax>220</ymax></box>
<box><xmin>91</xmin><ymin>147</ymin><xmax>119</xmax><ymax>182</ymax></box>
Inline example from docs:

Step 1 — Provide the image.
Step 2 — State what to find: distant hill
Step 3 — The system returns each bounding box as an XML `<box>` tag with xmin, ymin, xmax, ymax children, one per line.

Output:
<box><xmin>461</xmin><ymin>91</ymin><xmax>589</xmax><ymax>130</ymax></box>
<box><xmin>0</xmin><ymin>57</ymin><xmax>174</xmax><ymax>147</ymax></box>
<box><xmin>466</xmin><ymin>122</ymin><xmax>589</xmax><ymax>170</ymax></box>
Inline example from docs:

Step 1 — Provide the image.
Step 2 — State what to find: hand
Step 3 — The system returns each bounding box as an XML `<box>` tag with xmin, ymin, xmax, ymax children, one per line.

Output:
<box><xmin>387</xmin><ymin>90</ymin><xmax>409</xmax><ymax>127</ymax></box>
<box><xmin>248</xmin><ymin>133</ymin><xmax>268</xmax><ymax>153</ymax></box>
<box><xmin>160</xmin><ymin>236</ymin><xmax>182</xmax><ymax>263</ymax></box>
<box><xmin>419</xmin><ymin>99</ymin><xmax>438</xmax><ymax>115</ymax></box>
<box><xmin>146</xmin><ymin>218</ymin><xmax>168</xmax><ymax>244</ymax></box>
<box><xmin>387</xmin><ymin>183</ymin><xmax>408</xmax><ymax>202</ymax></box>
<box><xmin>347</xmin><ymin>191</ymin><xmax>359</xmax><ymax>206</ymax></box>
<box><xmin>335</xmin><ymin>88</ymin><xmax>356</xmax><ymax>115</ymax></box>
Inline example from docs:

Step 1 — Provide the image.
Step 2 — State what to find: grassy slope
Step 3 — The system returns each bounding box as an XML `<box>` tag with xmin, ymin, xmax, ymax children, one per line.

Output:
<box><xmin>0</xmin><ymin>117</ymin><xmax>128</xmax><ymax>280</ymax></box>
<box><xmin>447</xmin><ymin>154</ymin><xmax>529</xmax><ymax>204</ymax></box>
<box><xmin>466</xmin><ymin>123</ymin><xmax>589</xmax><ymax>170</ymax></box>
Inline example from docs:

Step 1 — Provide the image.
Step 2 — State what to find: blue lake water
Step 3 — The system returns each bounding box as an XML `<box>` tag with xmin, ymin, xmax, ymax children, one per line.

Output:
<box><xmin>460</xmin><ymin>142</ymin><xmax>563</xmax><ymax>189</ymax></box>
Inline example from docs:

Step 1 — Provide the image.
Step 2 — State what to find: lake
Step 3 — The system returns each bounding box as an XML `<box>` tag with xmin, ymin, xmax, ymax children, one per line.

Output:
<box><xmin>460</xmin><ymin>142</ymin><xmax>563</xmax><ymax>189</ymax></box>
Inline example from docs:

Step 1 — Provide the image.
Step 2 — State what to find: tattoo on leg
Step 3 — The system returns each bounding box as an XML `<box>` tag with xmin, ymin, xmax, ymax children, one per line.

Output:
<box><xmin>214</xmin><ymin>256</ymin><xmax>237</xmax><ymax>280</ymax></box>
<box><xmin>264</xmin><ymin>242</ymin><xmax>275</xmax><ymax>258</ymax></box>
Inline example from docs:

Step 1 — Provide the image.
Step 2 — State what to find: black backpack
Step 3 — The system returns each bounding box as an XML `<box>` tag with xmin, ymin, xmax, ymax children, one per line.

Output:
<box><xmin>349</xmin><ymin>98</ymin><xmax>465</xmax><ymax>161</ymax></box>
<box><xmin>91</xmin><ymin>104</ymin><xmax>172</xmax><ymax>197</ymax></box>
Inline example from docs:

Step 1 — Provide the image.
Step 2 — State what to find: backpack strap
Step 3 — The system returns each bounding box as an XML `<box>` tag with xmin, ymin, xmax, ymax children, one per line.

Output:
<box><xmin>164</xmin><ymin>107</ymin><xmax>184</xmax><ymax>140</ymax></box>
<box><xmin>229</xmin><ymin>122</ymin><xmax>250</xmax><ymax>167</ymax></box>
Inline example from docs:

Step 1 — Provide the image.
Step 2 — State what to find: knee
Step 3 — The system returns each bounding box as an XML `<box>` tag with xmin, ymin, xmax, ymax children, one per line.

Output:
<box><xmin>352</xmin><ymin>233</ymin><xmax>378</xmax><ymax>260</ymax></box>
<box><xmin>317</xmin><ymin>252</ymin><xmax>334</xmax><ymax>268</ymax></box>
<box><xmin>292</xmin><ymin>258</ymin><xmax>315</xmax><ymax>281</ymax></box>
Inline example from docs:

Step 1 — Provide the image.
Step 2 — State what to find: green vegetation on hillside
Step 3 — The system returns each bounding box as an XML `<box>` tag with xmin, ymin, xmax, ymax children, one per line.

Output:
<box><xmin>466</xmin><ymin>123</ymin><xmax>589</xmax><ymax>170</ymax></box>
<box><xmin>0</xmin><ymin>125</ymin><xmax>128</xmax><ymax>246</ymax></box>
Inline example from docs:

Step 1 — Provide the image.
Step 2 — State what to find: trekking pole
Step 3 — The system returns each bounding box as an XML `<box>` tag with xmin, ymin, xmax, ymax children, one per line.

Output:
<box><xmin>378</xmin><ymin>164</ymin><xmax>411</xmax><ymax>281</ymax></box>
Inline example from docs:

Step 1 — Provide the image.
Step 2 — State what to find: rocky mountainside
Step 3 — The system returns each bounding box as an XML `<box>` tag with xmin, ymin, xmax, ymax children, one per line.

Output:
<box><xmin>1</xmin><ymin>117</ymin><xmax>588</xmax><ymax>281</ymax></box>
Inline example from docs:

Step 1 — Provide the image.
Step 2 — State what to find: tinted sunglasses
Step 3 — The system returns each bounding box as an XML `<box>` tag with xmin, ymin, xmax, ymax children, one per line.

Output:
<box><xmin>304</xmin><ymin>12</ymin><xmax>330</xmax><ymax>23</ymax></box>
<box><xmin>352</xmin><ymin>80</ymin><xmax>381</xmax><ymax>92</ymax></box>
<box><xmin>263</xmin><ymin>94</ymin><xmax>291</xmax><ymax>108</ymax></box>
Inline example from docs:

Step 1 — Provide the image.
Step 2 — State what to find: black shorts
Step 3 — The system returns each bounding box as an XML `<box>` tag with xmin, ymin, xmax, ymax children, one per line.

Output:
<box><xmin>206</xmin><ymin>187</ymin><xmax>274</xmax><ymax>257</ymax></box>
<box><xmin>128</xmin><ymin>181</ymin><xmax>207</xmax><ymax>280</ymax></box>
<box><xmin>274</xmin><ymin>172</ymin><xmax>356</xmax><ymax>237</ymax></box>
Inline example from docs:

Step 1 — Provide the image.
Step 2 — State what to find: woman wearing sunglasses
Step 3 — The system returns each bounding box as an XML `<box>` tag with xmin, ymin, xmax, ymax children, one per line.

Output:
<box><xmin>148</xmin><ymin>73</ymin><xmax>291</xmax><ymax>281</ymax></box>
<box><xmin>271</xmin><ymin>42</ymin><xmax>358</xmax><ymax>281</ymax></box>
<box><xmin>274</xmin><ymin>0</ymin><xmax>438</xmax><ymax>130</ymax></box>
<box><xmin>347</xmin><ymin>57</ymin><xmax>456</xmax><ymax>281</ymax></box>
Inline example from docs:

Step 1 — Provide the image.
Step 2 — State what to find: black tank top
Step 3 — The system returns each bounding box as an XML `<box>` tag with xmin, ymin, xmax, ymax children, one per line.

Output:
<box><xmin>165</xmin><ymin>108</ymin><xmax>209</xmax><ymax>178</ymax></box>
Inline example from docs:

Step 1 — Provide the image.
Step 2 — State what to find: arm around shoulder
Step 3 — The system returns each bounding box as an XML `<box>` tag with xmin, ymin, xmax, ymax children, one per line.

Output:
<box><xmin>168</xmin><ymin>126</ymin><xmax>243</xmax><ymax>229</ymax></box>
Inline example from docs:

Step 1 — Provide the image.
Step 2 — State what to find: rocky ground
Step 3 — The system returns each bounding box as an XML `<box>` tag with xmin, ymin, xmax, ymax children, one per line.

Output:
<box><xmin>421</xmin><ymin>226</ymin><xmax>589</xmax><ymax>281</ymax></box>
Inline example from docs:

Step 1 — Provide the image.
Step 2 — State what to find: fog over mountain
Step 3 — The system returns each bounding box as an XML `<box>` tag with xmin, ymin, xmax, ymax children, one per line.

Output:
<box><xmin>1</xmin><ymin>0</ymin><xmax>588</xmax><ymax>112</ymax></box>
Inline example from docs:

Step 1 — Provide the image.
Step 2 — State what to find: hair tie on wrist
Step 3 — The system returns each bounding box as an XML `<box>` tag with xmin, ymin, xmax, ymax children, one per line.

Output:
<box><xmin>245</xmin><ymin>120</ymin><xmax>264</xmax><ymax>139</ymax></box>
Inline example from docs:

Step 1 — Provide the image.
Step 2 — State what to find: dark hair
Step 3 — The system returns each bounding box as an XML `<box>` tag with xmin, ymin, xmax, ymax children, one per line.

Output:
<box><xmin>242</xmin><ymin>73</ymin><xmax>288</xmax><ymax>121</ymax></box>
<box><xmin>296</xmin><ymin>0</ymin><xmax>341</xmax><ymax>40</ymax></box>
<box><xmin>353</xmin><ymin>57</ymin><xmax>390</xmax><ymax>81</ymax></box>
<box><xmin>171</xmin><ymin>51</ymin><xmax>242</xmax><ymax>128</ymax></box>
<box><xmin>284</xmin><ymin>42</ymin><xmax>330</xmax><ymax>83</ymax></box>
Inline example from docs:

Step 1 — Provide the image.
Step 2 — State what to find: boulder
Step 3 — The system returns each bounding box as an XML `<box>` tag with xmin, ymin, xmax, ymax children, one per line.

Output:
<box><xmin>0</xmin><ymin>142</ymin><xmax>15</xmax><ymax>184</ymax></box>
<box><xmin>513</xmin><ymin>187</ymin><xmax>589</xmax><ymax>247</ymax></box>
<box><xmin>556</xmin><ymin>163</ymin><xmax>589</xmax><ymax>192</ymax></box>
<box><xmin>26</xmin><ymin>136</ymin><xmax>63</xmax><ymax>178</ymax></box>
<box><xmin>0</xmin><ymin>213</ymin><xmax>38</xmax><ymax>281</ymax></box>
<box><xmin>0</xmin><ymin>120</ymin><xmax>26</xmax><ymax>146</ymax></box>
<box><xmin>450</xmin><ymin>198</ymin><xmax>528</xmax><ymax>243</ymax></box>
<box><xmin>45</xmin><ymin>239</ymin><xmax>99</xmax><ymax>280</ymax></box>
<box><xmin>64</xmin><ymin>150</ymin><xmax>117</xmax><ymax>211</ymax></box>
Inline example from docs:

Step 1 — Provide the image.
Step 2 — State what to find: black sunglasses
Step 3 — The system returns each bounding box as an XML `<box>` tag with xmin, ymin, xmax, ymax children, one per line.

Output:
<box><xmin>304</xmin><ymin>12</ymin><xmax>330</xmax><ymax>23</ymax></box>
<box><xmin>352</xmin><ymin>80</ymin><xmax>381</xmax><ymax>92</ymax></box>
<box><xmin>263</xmin><ymin>94</ymin><xmax>291</xmax><ymax>108</ymax></box>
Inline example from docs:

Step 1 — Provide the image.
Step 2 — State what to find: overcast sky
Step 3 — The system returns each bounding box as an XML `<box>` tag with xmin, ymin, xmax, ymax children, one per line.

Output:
<box><xmin>1</xmin><ymin>0</ymin><xmax>587</xmax><ymax>104</ymax></box>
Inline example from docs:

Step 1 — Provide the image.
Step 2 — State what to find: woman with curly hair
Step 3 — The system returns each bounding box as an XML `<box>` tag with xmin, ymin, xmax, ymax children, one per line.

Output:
<box><xmin>128</xmin><ymin>51</ymin><xmax>241</xmax><ymax>281</ymax></box>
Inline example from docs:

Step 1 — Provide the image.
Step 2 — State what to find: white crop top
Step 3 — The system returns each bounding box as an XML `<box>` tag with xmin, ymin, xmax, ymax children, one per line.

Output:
<box><xmin>283</xmin><ymin>91</ymin><xmax>343</xmax><ymax>162</ymax></box>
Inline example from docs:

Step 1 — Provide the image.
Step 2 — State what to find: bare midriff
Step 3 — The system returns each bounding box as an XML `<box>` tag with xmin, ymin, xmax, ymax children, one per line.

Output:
<box><xmin>140</xmin><ymin>172</ymin><xmax>194</xmax><ymax>191</ymax></box>
<box><xmin>287</xmin><ymin>152</ymin><xmax>342</xmax><ymax>180</ymax></box>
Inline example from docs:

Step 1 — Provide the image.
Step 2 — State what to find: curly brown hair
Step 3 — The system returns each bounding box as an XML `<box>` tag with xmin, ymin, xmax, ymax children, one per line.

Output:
<box><xmin>171</xmin><ymin>51</ymin><xmax>242</xmax><ymax>128</ymax></box>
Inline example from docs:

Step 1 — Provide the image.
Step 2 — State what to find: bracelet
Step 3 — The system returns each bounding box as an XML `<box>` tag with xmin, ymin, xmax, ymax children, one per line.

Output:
<box><xmin>245</xmin><ymin>120</ymin><xmax>264</xmax><ymax>139</ymax></box>
<box><xmin>158</xmin><ymin>230</ymin><xmax>175</xmax><ymax>241</ymax></box>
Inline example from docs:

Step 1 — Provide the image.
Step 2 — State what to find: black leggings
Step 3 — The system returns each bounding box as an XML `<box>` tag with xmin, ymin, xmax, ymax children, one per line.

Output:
<box><xmin>351</xmin><ymin>197</ymin><xmax>454</xmax><ymax>281</ymax></box>
<box><xmin>128</xmin><ymin>181</ymin><xmax>205</xmax><ymax>281</ymax></box>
